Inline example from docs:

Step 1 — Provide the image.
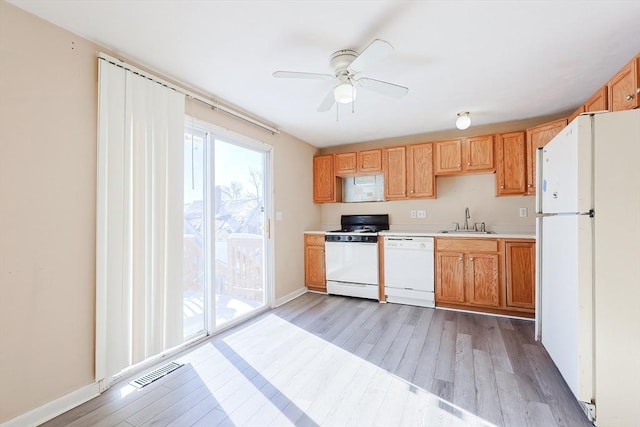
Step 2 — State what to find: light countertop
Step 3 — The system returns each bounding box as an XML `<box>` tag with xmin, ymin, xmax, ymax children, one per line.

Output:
<box><xmin>304</xmin><ymin>230</ymin><xmax>535</xmax><ymax>239</ymax></box>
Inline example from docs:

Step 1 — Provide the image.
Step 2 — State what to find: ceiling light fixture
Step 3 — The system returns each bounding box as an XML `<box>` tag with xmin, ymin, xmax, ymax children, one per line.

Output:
<box><xmin>456</xmin><ymin>112</ymin><xmax>471</xmax><ymax>130</ymax></box>
<box><xmin>334</xmin><ymin>82</ymin><xmax>356</xmax><ymax>104</ymax></box>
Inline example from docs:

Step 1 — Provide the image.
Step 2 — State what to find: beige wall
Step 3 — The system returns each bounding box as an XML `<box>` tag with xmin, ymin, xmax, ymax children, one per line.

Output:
<box><xmin>320</xmin><ymin>174</ymin><xmax>536</xmax><ymax>231</ymax></box>
<box><xmin>0</xmin><ymin>1</ymin><xmax>318</xmax><ymax>422</ymax></box>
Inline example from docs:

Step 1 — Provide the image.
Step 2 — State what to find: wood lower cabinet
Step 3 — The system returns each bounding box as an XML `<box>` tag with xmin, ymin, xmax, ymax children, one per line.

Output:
<box><xmin>608</xmin><ymin>54</ymin><xmax>640</xmax><ymax>111</ymax></box>
<box><xmin>466</xmin><ymin>252</ymin><xmax>500</xmax><ymax>307</ymax></box>
<box><xmin>304</xmin><ymin>234</ymin><xmax>326</xmax><ymax>292</ymax></box>
<box><xmin>435</xmin><ymin>251</ymin><xmax>465</xmax><ymax>303</ymax></box>
<box><xmin>505</xmin><ymin>240</ymin><xmax>535</xmax><ymax>311</ymax></box>
<box><xmin>496</xmin><ymin>131</ymin><xmax>526</xmax><ymax>196</ymax></box>
<box><xmin>525</xmin><ymin>119</ymin><xmax>567</xmax><ymax>195</ymax></box>
<box><xmin>435</xmin><ymin>237</ymin><xmax>535</xmax><ymax>317</ymax></box>
<box><xmin>313</xmin><ymin>154</ymin><xmax>342</xmax><ymax>203</ymax></box>
<box><xmin>435</xmin><ymin>238</ymin><xmax>501</xmax><ymax>309</ymax></box>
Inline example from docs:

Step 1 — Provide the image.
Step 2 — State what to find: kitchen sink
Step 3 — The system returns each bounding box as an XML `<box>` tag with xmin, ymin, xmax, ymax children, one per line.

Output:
<box><xmin>439</xmin><ymin>230</ymin><xmax>495</xmax><ymax>234</ymax></box>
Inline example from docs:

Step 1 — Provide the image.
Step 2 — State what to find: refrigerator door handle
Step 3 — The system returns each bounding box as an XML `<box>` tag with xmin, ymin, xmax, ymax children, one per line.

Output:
<box><xmin>535</xmin><ymin>147</ymin><xmax>544</xmax><ymax>214</ymax></box>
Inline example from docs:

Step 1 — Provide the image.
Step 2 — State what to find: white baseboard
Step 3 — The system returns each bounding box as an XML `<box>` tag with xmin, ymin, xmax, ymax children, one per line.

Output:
<box><xmin>274</xmin><ymin>287</ymin><xmax>307</xmax><ymax>307</ymax></box>
<box><xmin>1</xmin><ymin>382</ymin><xmax>100</xmax><ymax>427</ymax></box>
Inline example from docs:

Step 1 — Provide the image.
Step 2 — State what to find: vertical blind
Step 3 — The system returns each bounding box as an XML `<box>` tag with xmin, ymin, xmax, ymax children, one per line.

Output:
<box><xmin>96</xmin><ymin>58</ymin><xmax>185</xmax><ymax>386</ymax></box>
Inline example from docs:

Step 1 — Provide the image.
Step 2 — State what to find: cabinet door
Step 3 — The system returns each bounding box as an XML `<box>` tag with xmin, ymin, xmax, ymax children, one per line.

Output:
<box><xmin>305</xmin><ymin>244</ymin><xmax>326</xmax><ymax>292</ymax></box>
<box><xmin>584</xmin><ymin>86</ymin><xmax>608</xmax><ymax>112</ymax></box>
<box><xmin>608</xmin><ymin>55</ymin><xmax>639</xmax><ymax>111</ymax></box>
<box><xmin>407</xmin><ymin>143</ymin><xmax>435</xmax><ymax>198</ymax></box>
<box><xmin>466</xmin><ymin>253</ymin><xmax>500</xmax><ymax>307</ymax></box>
<box><xmin>465</xmin><ymin>135</ymin><xmax>495</xmax><ymax>172</ymax></box>
<box><xmin>434</xmin><ymin>139</ymin><xmax>462</xmax><ymax>175</ymax></box>
<box><xmin>505</xmin><ymin>241</ymin><xmax>535</xmax><ymax>310</ymax></box>
<box><xmin>358</xmin><ymin>149</ymin><xmax>382</xmax><ymax>173</ymax></box>
<box><xmin>335</xmin><ymin>152</ymin><xmax>357</xmax><ymax>175</ymax></box>
<box><xmin>496</xmin><ymin>131</ymin><xmax>526</xmax><ymax>196</ymax></box>
<box><xmin>313</xmin><ymin>155</ymin><xmax>338</xmax><ymax>203</ymax></box>
<box><xmin>435</xmin><ymin>252</ymin><xmax>465</xmax><ymax>303</ymax></box>
<box><xmin>383</xmin><ymin>146</ymin><xmax>407</xmax><ymax>200</ymax></box>
<box><xmin>525</xmin><ymin>119</ymin><xmax>567</xmax><ymax>195</ymax></box>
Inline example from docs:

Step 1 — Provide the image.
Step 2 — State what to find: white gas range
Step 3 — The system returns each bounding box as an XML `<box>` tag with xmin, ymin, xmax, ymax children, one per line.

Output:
<box><xmin>324</xmin><ymin>214</ymin><xmax>389</xmax><ymax>300</ymax></box>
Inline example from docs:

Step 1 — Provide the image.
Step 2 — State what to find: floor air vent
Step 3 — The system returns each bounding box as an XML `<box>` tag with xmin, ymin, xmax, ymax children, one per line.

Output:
<box><xmin>129</xmin><ymin>361</ymin><xmax>183</xmax><ymax>389</ymax></box>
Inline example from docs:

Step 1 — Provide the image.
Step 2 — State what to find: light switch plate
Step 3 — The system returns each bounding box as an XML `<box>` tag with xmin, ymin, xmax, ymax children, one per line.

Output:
<box><xmin>417</xmin><ymin>210</ymin><xmax>427</xmax><ymax>218</ymax></box>
<box><xmin>410</xmin><ymin>210</ymin><xmax>417</xmax><ymax>219</ymax></box>
<box><xmin>519</xmin><ymin>207</ymin><xmax>527</xmax><ymax>217</ymax></box>
<box><xmin>276</xmin><ymin>211</ymin><xmax>283</xmax><ymax>221</ymax></box>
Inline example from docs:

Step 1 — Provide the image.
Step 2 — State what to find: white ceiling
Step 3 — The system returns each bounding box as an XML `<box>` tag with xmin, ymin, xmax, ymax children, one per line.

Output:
<box><xmin>8</xmin><ymin>1</ymin><xmax>640</xmax><ymax>148</ymax></box>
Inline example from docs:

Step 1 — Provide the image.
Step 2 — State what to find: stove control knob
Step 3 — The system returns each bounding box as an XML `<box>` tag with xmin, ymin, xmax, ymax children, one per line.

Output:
<box><xmin>347</xmin><ymin>235</ymin><xmax>353</xmax><ymax>241</ymax></box>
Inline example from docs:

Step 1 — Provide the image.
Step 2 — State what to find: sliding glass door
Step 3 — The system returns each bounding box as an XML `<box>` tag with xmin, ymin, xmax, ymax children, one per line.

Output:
<box><xmin>184</xmin><ymin>121</ymin><xmax>270</xmax><ymax>337</ymax></box>
<box><xmin>214</xmin><ymin>140</ymin><xmax>267</xmax><ymax>326</ymax></box>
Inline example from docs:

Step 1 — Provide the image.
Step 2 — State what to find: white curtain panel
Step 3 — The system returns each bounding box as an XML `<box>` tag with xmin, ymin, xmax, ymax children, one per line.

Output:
<box><xmin>96</xmin><ymin>58</ymin><xmax>185</xmax><ymax>385</ymax></box>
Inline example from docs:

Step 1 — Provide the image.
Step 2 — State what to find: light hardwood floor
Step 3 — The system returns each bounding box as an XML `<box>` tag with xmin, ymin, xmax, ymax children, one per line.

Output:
<box><xmin>42</xmin><ymin>293</ymin><xmax>592</xmax><ymax>426</ymax></box>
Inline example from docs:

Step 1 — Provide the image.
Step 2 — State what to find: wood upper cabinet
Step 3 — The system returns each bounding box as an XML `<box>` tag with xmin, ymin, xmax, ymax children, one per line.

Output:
<box><xmin>496</xmin><ymin>131</ymin><xmax>527</xmax><ymax>196</ymax></box>
<box><xmin>383</xmin><ymin>146</ymin><xmax>407</xmax><ymax>200</ymax></box>
<box><xmin>465</xmin><ymin>135</ymin><xmax>495</xmax><ymax>172</ymax></box>
<box><xmin>313</xmin><ymin>154</ymin><xmax>342</xmax><ymax>203</ymax></box>
<box><xmin>358</xmin><ymin>149</ymin><xmax>382</xmax><ymax>173</ymax></box>
<box><xmin>434</xmin><ymin>136</ymin><xmax>494</xmax><ymax>175</ymax></box>
<box><xmin>525</xmin><ymin>119</ymin><xmax>567</xmax><ymax>195</ymax></box>
<box><xmin>434</xmin><ymin>139</ymin><xmax>462</xmax><ymax>175</ymax></box>
<box><xmin>435</xmin><ymin>238</ymin><xmax>500</xmax><ymax>309</ymax></box>
<box><xmin>585</xmin><ymin>86</ymin><xmax>608</xmax><ymax>112</ymax></box>
<box><xmin>335</xmin><ymin>152</ymin><xmax>357</xmax><ymax>175</ymax></box>
<box><xmin>383</xmin><ymin>143</ymin><xmax>435</xmax><ymax>200</ymax></box>
<box><xmin>608</xmin><ymin>54</ymin><xmax>640</xmax><ymax>111</ymax></box>
<box><xmin>505</xmin><ymin>240</ymin><xmax>535</xmax><ymax>311</ymax></box>
<box><xmin>335</xmin><ymin>149</ymin><xmax>382</xmax><ymax>175</ymax></box>
<box><xmin>304</xmin><ymin>234</ymin><xmax>326</xmax><ymax>293</ymax></box>
<box><xmin>407</xmin><ymin>143</ymin><xmax>435</xmax><ymax>198</ymax></box>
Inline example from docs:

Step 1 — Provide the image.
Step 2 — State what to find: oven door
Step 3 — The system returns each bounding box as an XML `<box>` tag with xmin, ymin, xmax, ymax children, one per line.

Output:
<box><xmin>325</xmin><ymin>241</ymin><xmax>379</xmax><ymax>285</ymax></box>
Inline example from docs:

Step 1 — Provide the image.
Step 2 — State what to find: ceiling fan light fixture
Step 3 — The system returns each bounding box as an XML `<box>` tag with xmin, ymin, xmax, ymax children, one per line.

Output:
<box><xmin>456</xmin><ymin>112</ymin><xmax>471</xmax><ymax>130</ymax></box>
<box><xmin>334</xmin><ymin>83</ymin><xmax>356</xmax><ymax>104</ymax></box>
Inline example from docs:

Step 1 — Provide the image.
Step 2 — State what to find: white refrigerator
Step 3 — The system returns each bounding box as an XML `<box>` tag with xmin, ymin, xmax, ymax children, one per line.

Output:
<box><xmin>535</xmin><ymin>109</ymin><xmax>640</xmax><ymax>426</ymax></box>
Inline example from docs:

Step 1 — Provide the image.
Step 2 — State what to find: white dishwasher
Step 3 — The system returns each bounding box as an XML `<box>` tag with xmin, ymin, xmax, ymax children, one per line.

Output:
<box><xmin>384</xmin><ymin>236</ymin><xmax>435</xmax><ymax>308</ymax></box>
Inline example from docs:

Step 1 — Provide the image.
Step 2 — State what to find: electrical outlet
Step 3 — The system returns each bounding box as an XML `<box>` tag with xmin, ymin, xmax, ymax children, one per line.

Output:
<box><xmin>417</xmin><ymin>209</ymin><xmax>427</xmax><ymax>218</ymax></box>
<box><xmin>276</xmin><ymin>211</ymin><xmax>283</xmax><ymax>221</ymax></box>
<box><xmin>519</xmin><ymin>207</ymin><xmax>528</xmax><ymax>217</ymax></box>
<box><xmin>410</xmin><ymin>210</ymin><xmax>417</xmax><ymax>219</ymax></box>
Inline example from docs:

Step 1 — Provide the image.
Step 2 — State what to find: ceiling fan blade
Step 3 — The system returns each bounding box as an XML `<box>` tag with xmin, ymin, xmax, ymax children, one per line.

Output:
<box><xmin>347</xmin><ymin>39</ymin><xmax>393</xmax><ymax>74</ymax></box>
<box><xmin>356</xmin><ymin>77</ymin><xmax>409</xmax><ymax>98</ymax></box>
<box><xmin>317</xmin><ymin>89</ymin><xmax>335</xmax><ymax>112</ymax></box>
<box><xmin>273</xmin><ymin>71</ymin><xmax>333</xmax><ymax>80</ymax></box>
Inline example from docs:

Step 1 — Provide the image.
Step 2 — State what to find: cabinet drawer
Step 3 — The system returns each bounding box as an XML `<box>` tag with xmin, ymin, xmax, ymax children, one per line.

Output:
<box><xmin>305</xmin><ymin>234</ymin><xmax>325</xmax><ymax>246</ymax></box>
<box><xmin>436</xmin><ymin>238</ymin><xmax>498</xmax><ymax>252</ymax></box>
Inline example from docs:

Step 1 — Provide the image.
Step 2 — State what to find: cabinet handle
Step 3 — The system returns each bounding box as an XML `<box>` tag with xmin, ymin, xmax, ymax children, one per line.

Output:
<box><xmin>528</xmin><ymin>184</ymin><xmax>533</xmax><ymax>188</ymax></box>
<box><xmin>626</xmin><ymin>94</ymin><xmax>635</xmax><ymax>101</ymax></box>
<box><xmin>457</xmin><ymin>163</ymin><xmax>461</xmax><ymax>167</ymax></box>
<box><xmin>410</xmin><ymin>190</ymin><xmax>414</xmax><ymax>193</ymax></box>
<box><xmin>467</xmin><ymin>162</ymin><xmax>471</xmax><ymax>166</ymax></box>
<box><xmin>458</xmin><ymin>257</ymin><xmax>463</xmax><ymax>261</ymax></box>
<box><xmin>470</xmin><ymin>257</ymin><xmax>474</xmax><ymax>261</ymax></box>
<box><xmin>500</xmin><ymin>185</ymin><xmax>504</xmax><ymax>189</ymax></box>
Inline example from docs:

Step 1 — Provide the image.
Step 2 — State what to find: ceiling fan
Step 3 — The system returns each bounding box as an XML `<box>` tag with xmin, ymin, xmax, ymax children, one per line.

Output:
<box><xmin>273</xmin><ymin>39</ymin><xmax>409</xmax><ymax>112</ymax></box>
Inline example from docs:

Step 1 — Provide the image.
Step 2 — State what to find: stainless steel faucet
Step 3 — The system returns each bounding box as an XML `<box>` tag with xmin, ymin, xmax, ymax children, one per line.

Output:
<box><xmin>464</xmin><ymin>207</ymin><xmax>470</xmax><ymax>230</ymax></box>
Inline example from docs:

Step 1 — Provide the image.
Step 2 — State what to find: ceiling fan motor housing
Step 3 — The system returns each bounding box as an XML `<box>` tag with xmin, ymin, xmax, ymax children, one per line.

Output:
<box><xmin>330</xmin><ymin>49</ymin><xmax>358</xmax><ymax>79</ymax></box>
